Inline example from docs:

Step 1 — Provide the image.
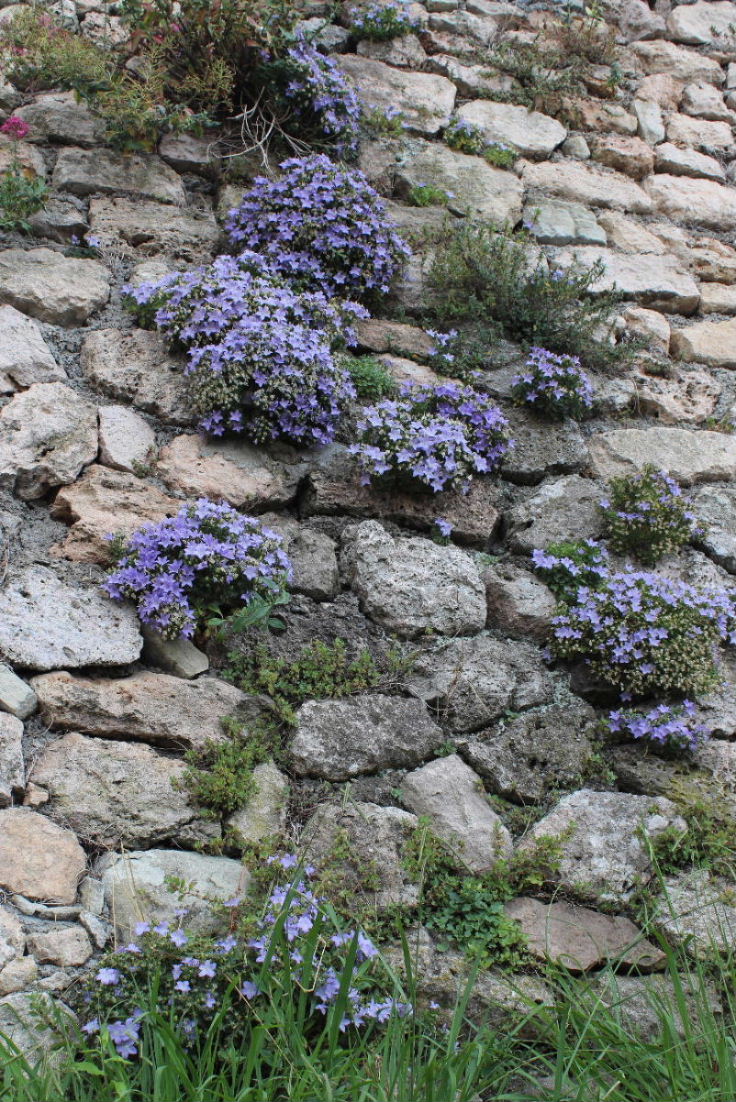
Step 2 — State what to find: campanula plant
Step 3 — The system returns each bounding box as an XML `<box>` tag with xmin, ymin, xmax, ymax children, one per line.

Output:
<box><xmin>277</xmin><ymin>33</ymin><xmax>362</xmax><ymax>158</ymax></box>
<box><xmin>600</xmin><ymin>466</ymin><xmax>703</xmax><ymax>566</ymax></box>
<box><xmin>348</xmin><ymin>1</ymin><xmax>422</xmax><ymax>41</ymax></box>
<box><xmin>608</xmin><ymin>700</ymin><xmax>708</xmax><ymax>754</ymax></box>
<box><xmin>511</xmin><ymin>347</ymin><xmax>594</xmax><ymax>421</ymax></box>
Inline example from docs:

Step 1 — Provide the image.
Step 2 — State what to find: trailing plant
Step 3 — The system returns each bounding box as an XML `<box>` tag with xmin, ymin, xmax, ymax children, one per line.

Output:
<box><xmin>511</xmin><ymin>347</ymin><xmax>594</xmax><ymax>421</ymax></box>
<box><xmin>426</xmin><ymin>327</ymin><xmax>489</xmax><ymax>380</ymax></box>
<box><xmin>600</xmin><ymin>466</ymin><xmax>703</xmax><ymax>566</ymax></box>
<box><xmin>103</xmin><ymin>499</ymin><xmax>291</xmax><ymax>640</ymax></box>
<box><xmin>607</xmin><ymin>700</ymin><xmax>709</xmax><ymax>755</ymax></box>
<box><xmin>345</xmin><ymin>355</ymin><xmax>397</xmax><ymax>400</ymax></box>
<box><xmin>0</xmin><ymin>118</ymin><xmax>47</xmax><ymax>232</ymax></box>
<box><xmin>225</xmin><ymin>154</ymin><xmax>410</xmax><ymax>300</ymax></box>
<box><xmin>347</xmin><ymin>1</ymin><xmax>421</xmax><ymax>41</ymax></box>
<box><xmin>531</xmin><ymin>540</ymin><xmax>611</xmax><ymax>603</ymax></box>
<box><xmin>351</xmin><ymin>382</ymin><xmax>512</xmax><ymax>494</ymax></box>
<box><xmin>444</xmin><ymin>117</ymin><xmax>517</xmax><ymax>168</ymax></box>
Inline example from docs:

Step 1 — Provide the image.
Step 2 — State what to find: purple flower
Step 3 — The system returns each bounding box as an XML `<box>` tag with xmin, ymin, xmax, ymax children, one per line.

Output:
<box><xmin>511</xmin><ymin>347</ymin><xmax>593</xmax><ymax>421</ymax></box>
<box><xmin>170</xmin><ymin>929</ymin><xmax>188</xmax><ymax>948</ymax></box>
<box><xmin>96</xmin><ymin>967</ymin><xmax>120</xmax><ymax>986</ymax></box>
<box><xmin>240</xmin><ymin>981</ymin><xmax>260</xmax><ymax>999</ymax></box>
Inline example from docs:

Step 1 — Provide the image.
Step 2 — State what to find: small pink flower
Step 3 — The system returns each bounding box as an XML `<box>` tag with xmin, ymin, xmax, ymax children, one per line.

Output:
<box><xmin>0</xmin><ymin>117</ymin><xmax>30</xmax><ymax>141</ymax></box>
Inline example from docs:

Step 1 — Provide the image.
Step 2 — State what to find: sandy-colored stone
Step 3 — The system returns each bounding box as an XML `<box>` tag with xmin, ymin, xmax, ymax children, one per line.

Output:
<box><xmin>636</xmin><ymin>74</ymin><xmax>683</xmax><ymax>109</ymax></box>
<box><xmin>27</xmin><ymin>927</ymin><xmax>92</xmax><ymax>967</ymax></box>
<box><xmin>53</xmin><ymin>147</ymin><xmax>185</xmax><ymax>203</ymax></box>
<box><xmin>596</xmin><ymin>211</ymin><xmax>666</xmax><ymax>254</ymax></box>
<box><xmin>523</xmin><ymin>160</ymin><xmax>652</xmax><ymax>212</ymax></box>
<box><xmin>671</xmin><ymin>317</ymin><xmax>736</xmax><ymax>366</ymax></box>
<box><xmin>0</xmin><ymin>713</ymin><xmax>23</xmax><ymax>808</ymax></box>
<box><xmin>666</xmin><ymin>114</ymin><xmax>733</xmax><ymax>151</ymax></box>
<box><xmin>0</xmin><ymin>249</ymin><xmax>109</xmax><ymax>325</ymax></box>
<box><xmin>0</xmin><ymin>809</ymin><xmax>86</xmax><ymax>904</ymax></box>
<box><xmin>456</xmin><ymin>100</ymin><xmax>566</xmax><ymax>158</ymax></box>
<box><xmin>681</xmin><ymin>80</ymin><xmax>732</xmax><ymax>121</ymax></box>
<box><xmin>645</xmin><ymin>175</ymin><xmax>736</xmax><ymax>230</ymax></box>
<box><xmin>698</xmin><ymin>283</ymin><xmax>736</xmax><ymax>314</ymax></box>
<box><xmin>589</xmin><ymin>427</ymin><xmax>736</xmax><ymax>484</ymax></box>
<box><xmin>652</xmin><ymin>870</ymin><xmax>736</xmax><ymax>957</ymax></box>
<box><xmin>632</xmin><ymin>40</ymin><xmax>724</xmax><ymax>84</ymax></box>
<box><xmin>554</xmin><ymin>246</ymin><xmax>699</xmax><ymax>314</ymax></box>
<box><xmin>355</xmin><ymin>319</ymin><xmax>435</xmax><ymax>359</ymax></box>
<box><xmin>523</xmin><ymin>200</ymin><xmax>606</xmax><ymax>246</ymax></box>
<box><xmin>691</xmin><ymin>237</ymin><xmax>736</xmax><ymax>283</ymax></box>
<box><xmin>16</xmin><ymin>91</ymin><xmax>103</xmax><ymax>145</ymax></box>
<box><xmin>635</xmin><ymin>369</ymin><xmax>720</xmax><ymax>423</ymax></box>
<box><xmin>668</xmin><ymin>1</ymin><xmax>736</xmax><ymax>46</ymax></box>
<box><xmin>0</xmin><ymin>305</ymin><xmax>63</xmax><ymax>391</ymax></box>
<box><xmin>566</xmin><ymin>98</ymin><xmax>638</xmax><ymax>135</ymax></box>
<box><xmin>0</xmin><ymin>665</ymin><xmax>37</xmax><ymax>721</ymax></box>
<box><xmin>89</xmin><ymin>197</ymin><xmax>219</xmax><ymax>262</ymax></box>
<box><xmin>590</xmin><ymin>134</ymin><xmax>654</xmax><ymax>179</ymax></box>
<box><xmin>80</xmin><ymin>328</ymin><xmax>192</xmax><ymax>424</ymax></box>
<box><xmin>654</xmin><ymin>142</ymin><xmax>725</xmax><ymax>182</ymax></box>
<box><xmin>623</xmin><ymin>306</ymin><xmax>671</xmax><ymax>352</ymax></box>
<box><xmin>395</xmin><ymin>142</ymin><xmax>523</xmax><ymax>221</ymax></box>
<box><xmin>633</xmin><ymin>98</ymin><xmax>665</xmax><ymax>143</ymax></box>
<box><xmin>98</xmin><ymin>406</ymin><xmax>156</xmax><ymax>473</ymax></box>
<box><xmin>0</xmin><ymin>958</ymin><xmax>37</xmax><ymax>997</ymax></box>
<box><xmin>339</xmin><ymin>56</ymin><xmax>455</xmax><ymax>134</ymax></box>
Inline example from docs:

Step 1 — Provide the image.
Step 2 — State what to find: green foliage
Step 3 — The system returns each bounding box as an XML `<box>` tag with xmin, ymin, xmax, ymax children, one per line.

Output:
<box><xmin>483</xmin><ymin>143</ymin><xmax>518</xmax><ymax>169</ymax></box>
<box><xmin>532</xmin><ymin>539</ymin><xmax>610</xmax><ymax>603</ymax></box>
<box><xmin>600</xmin><ymin>465</ymin><xmax>701</xmax><ymax>566</ymax></box>
<box><xmin>360</xmin><ymin>104</ymin><xmax>406</xmax><ymax>137</ymax></box>
<box><xmin>177</xmin><ymin>718</ymin><xmax>276</xmax><ymax>818</ymax></box>
<box><xmin>426</xmin><ymin>326</ymin><xmax>490</xmax><ymax>380</ymax></box>
<box><xmin>205</xmin><ymin>591</ymin><xmax>291</xmax><ymax>641</ymax></box>
<box><xmin>426</xmin><ymin>223</ymin><xmax>631</xmax><ymax>372</ymax></box>
<box><xmin>346</xmin><ymin>355</ymin><xmax>397</xmax><ymax>400</ymax></box>
<box><xmin>484</xmin><ymin>36</ymin><xmax>580</xmax><ymax>112</ymax></box>
<box><xmin>646</xmin><ymin>791</ymin><xmax>736</xmax><ymax>879</ymax></box>
<box><xmin>0</xmin><ymin>166</ymin><xmax>47</xmax><ymax>232</ymax></box>
<box><xmin>444</xmin><ymin>119</ymin><xmax>518</xmax><ymax>168</ymax></box>
<box><xmin>407</xmin><ymin>183</ymin><xmax>451</xmax><ymax>208</ymax></box>
<box><xmin>224</xmin><ymin>639</ymin><xmax>404</xmax><ymax>725</ymax></box>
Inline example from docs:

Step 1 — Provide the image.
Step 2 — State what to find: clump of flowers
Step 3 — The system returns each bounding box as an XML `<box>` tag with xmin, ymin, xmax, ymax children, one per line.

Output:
<box><xmin>532</xmin><ymin>539</ymin><xmax>611</xmax><ymax>603</ymax></box>
<box><xmin>351</xmin><ymin>382</ymin><xmax>513</xmax><ymax>493</ymax></box>
<box><xmin>444</xmin><ymin>116</ymin><xmax>517</xmax><ymax>168</ymax></box>
<box><xmin>225</xmin><ymin>154</ymin><xmax>410</xmax><ymax>300</ymax></box>
<box><xmin>126</xmin><ymin>252</ymin><xmax>362</xmax><ymax>445</ymax></box>
<box><xmin>348</xmin><ymin>0</ymin><xmax>422</xmax><ymax>40</ymax></box>
<box><xmin>279</xmin><ymin>34</ymin><xmax>362</xmax><ymax>158</ymax></box>
<box><xmin>551</xmin><ymin>569</ymin><xmax>736</xmax><ymax>698</ymax></box>
<box><xmin>0</xmin><ymin>117</ymin><xmax>48</xmax><ymax>232</ymax></box>
<box><xmin>77</xmin><ymin>857</ymin><xmax>410</xmax><ymax>1059</ymax></box>
<box><xmin>600</xmin><ymin>466</ymin><xmax>703</xmax><ymax>566</ymax></box>
<box><xmin>608</xmin><ymin>700</ymin><xmax>708</xmax><ymax>754</ymax></box>
<box><xmin>511</xmin><ymin>347</ymin><xmax>594</xmax><ymax>421</ymax></box>
<box><xmin>103</xmin><ymin>500</ymin><xmax>291</xmax><ymax>640</ymax></box>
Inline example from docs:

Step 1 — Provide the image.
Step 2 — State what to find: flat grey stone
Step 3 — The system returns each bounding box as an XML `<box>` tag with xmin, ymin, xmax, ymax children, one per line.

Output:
<box><xmin>0</xmin><ymin>664</ymin><xmax>37</xmax><ymax>719</ymax></box>
<box><xmin>0</xmin><ymin>249</ymin><xmax>109</xmax><ymax>325</ymax></box>
<box><xmin>53</xmin><ymin>147</ymin><xmax>186</xmax><ymax>203</ymax></box>
<box><xmin>0</xmin><ymin>305</ymin><xmax>63</xmax><ymax>391</ymax></box>
<box><xmin>142</xmin><ymin>628</ymin><xmax>209</xmax><ymax>679</ymax></box>
<box><xmin>523</xmin><ymin>200</ymin><xmax>606</xmax><ymax>246</ymax></box>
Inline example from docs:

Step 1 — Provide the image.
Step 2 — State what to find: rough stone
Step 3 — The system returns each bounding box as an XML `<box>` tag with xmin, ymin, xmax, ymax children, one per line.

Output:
<box><xmin>0</xmin><ymin>305</ymin><xmax>63</xmax><ymax>391</ymax></box>
<box><xmin>668</xmin><ymin>1</ymin><xmax>736</xmax><ymax>46</ymax></box>
<box><xmin>98</xmin><ymin>405</ymin><xmax>156</xmax><ymax>473</ymax></box>
<box><xmin>637</xmin><ymin>74</ymin><xmax>683</xmax><ymax>110</ymax></box>
<box><xmin>405</xmin><ymin>634</ymin><xmax>555</xmax><ymax>733</ymax></box>
<box><xmin>654</xmin><ymin>142</ymin><xmax>725</xmax><ymax>182</ymax></box>
<box><xmin>554</xmin><ymin>246</ymin><xmax>699</xmax><ymax>314</ymax></box>
<box><xmin>339</xmin><ymin>56</ymin><xmax>455</xmax><ymax>135</ymax></box>
<box><xmin>508</xmin><ymin>475</ymin><xmax>604</xmax><ymax>553</ymax></box>
<box><xmin>632</xmin><ymin>40</ymin><xmax>724</xmax><ymax>85</ymax></box>
<box><xmin>589</xmin><ymin>427</ymin><xmax>736</xmax><ymax>484</ymax></box>
<box><xmin>690</xmin><ymin>483</ymin><xmax>736</xmax><ymax>572</ymax></box>
<box><xmin>596</xmin><ymin>211</ymin><xmax>667</xmax><ymax>254</ymax></box>
<box><xmin>31</xmin><ymin>670</ymin><xmax>262</xmax><ymax>751</ymax></box>
<box><xmin>501</xmin><ymin>412</ymin><xmax>589</xmax><ymax>485</ymax></box>
<box><xmin>290</xmin><ymin>694</ymin><xmax>444</xmax><ymax>780</ymax></box>
<box><xmin>568</xmin><ymin>99</ymin><xmax>638</xmax><ymax>135</ymax></box>
<box><xmin>89</xmin><ymin>197</ymin><xmax>220</xmax><ymax>262</ymax></box>
<box><xmin>27</xmin><ymin>926</ymin><xmax>92</xmax><ymax>967</ymax></box>
<box><xmin>523</xmin><ymin>200</ymin><xmax>606</xmax><ymax>246</ymax></box>
<box><xmin>0</xmin><ymin>992</ymin><xmax>75</xmax><ymax>1068</ymax></box>
<box><xmin>158</xmin><ymin>131</ymin><xmax>220</xmax><ymax>175</ymax></box>
<box><xmin>633</xmin><ymin>97</ymin><xmax>666</xmax><ymax>143</ymax></box>
<box><xmin>141</xmin><ymin>629</ymin><xmax>209</xmax><ymax>679</ymax></box>
<box><xmin>0</xmin><ymin>908</ymin><xmax>24</xmax><ymax>971</ymax></box>
<box><xmin>691</xmin><ymin>236</ymin><xmax>736</xmax><ymax>283</ymax></box>
<box><xmin>80</xmin><ymin>328</ymin><xmax>192</xmax><ymax>424</ymax></box>
<box><xmin>455</xmin><ymin>100</ymin><xmax>566</xmax><ymax>158</ymax></box>
<box><xmin>0</xmin><ymin>809</ymin><xmax>85</xmax><ymax>904</ymax></box>
<box><xmin>301</xmin><ymin>801</ymin><xmax>420</xmax><ymax>908</ymax></box>
<box><xmin>225</xmin><ymin>761</ymin><xmax>289</xmax><ymax>846</ymax></box>
<box><xmin>426</xmin><ymin>54</ymin><xmax>515</xmax><ymax>98</ymax></box>
<box><xmin>29</xmin><ymin>732</ymin><xmax>219</xmax><ymax>849</ymax></box>
<box><xmin>0</xmin><ymin>248</ymin><xmax>109</xmax><ymax>325</ymax></box>
<box><xmin>0</xmin><ymin>665</ymin><xmax>37</xmax><ymax>720</ymax></box>
<box><xmin>100</xmin><ymin>849</ymin><xmax>247</xmax><ymax>941</ymax></box>
<box><xmin>522</xmin><ymin>161</ymin><xmax>653</xmax><ymax>212</ymax></box>
<box><xmin>620</xmin><ymin>0</ymin><xmax>666</xmax><ymax>41</ymax></box>
<box><xmin>503</xmin><ymin>898</ymin><xmax>665</xmax><ymax>972</ymax></box>
<box><xmin>589</xmin><ymin>972</ymin><xmax>722</xmax><ymax>1042</ymax></box>
<box><xmin>459</xmin><ymin>701</ymin><xmax>596</xmax><ymax>803</ymax></box>
<box><xmin>519</xmin><ymin>789</ymin><xmax>686</xmax><ymax>903</ymax></box>
<box><xmin>157</xmin><ymin>433</ymin><xmax>301</xmax><ymax>511</ymax></box>
<box><xmin>343</xmin><ymin>521</ymin><xmax>486</xmax><ymax>638</ymax></box>
<box><xmin>50</xmin><ymin>465</ymin><xmax>182</xmax><ymax>564</ymax></box>
<box><xmin>0</xmin><ymin>958</ymin><xmax>37</xmax><ymax>997</ymax></box>
<box><xmin>623</xmin><ymin>306</ymin><xmax>671</xmax><ymax>352</ymax></box>
<box><xmin>634</xmin><ymin>369</ymin><xmax>720</xmax><ymax>424</ymax></box>
<box><xmin>590</xmin><ymin>134</ymin><xmax>654</xmax><ymax>179</ymax></box>
<box><xmin>395</xmin><ymin>142</ymin><xmax>523</xmax><ymax>221</ymax></box>
<box><xmin>666</xmin><ymin>114</ymin><xmax>733</xmax><ymax>152</ymax></box>
<box><xmin>652</xmin><ymin>870</ymin><xmax>736</xmax><ymax>957</ymax></box>
<box><xmin>482</xmin><ymin>561</ymin><xmax>557</xmax><ymax>640</ymax></box>
<box><xmin>53</xmin><ymin>147</ymin><xmax>186</xmax><ymax>203</ymax></box>
<box><xmin>354</xmin><ymin>319</ymin><xmax>435</xmax><ymax>360</ymax></box>
<box><xmin>698</xmin><ymin>283</ymin><xmax>736</xmax><ymax>313</ymax></box>
<box><xmin>401</xmin><ymin>755</ymin><xmax>512</xmax><ymax>873</ymax></box>
<box><xmin>260</xmin><ymin>517</ymin><xmax>339</xmax><ymax>602</ymax></box>
<box><xmin>0</xmin><ymin>135</ymin><xmax>46</xmax><ymax>179</ymax></box>
<box><xmin>16</xmin><ymin>91</ymin><xmax>103</xmax><ymax>145</ymax></box>
<box><xmin>671</xmin><ymin>318</ymin><xmax>736</xmax><ymax>367</ymax></box>
<box><xmin>0</xmin><ymin>713</ymin><xmax>23</xmax><ymax>808</ymax></box>
<box><xmin>681</xmin><ymin>80</ymin><xmax>732</xmax><ymax>121</ymax></box>
<box><xmin>0</xmin><ymin>566</ymin><xmax>142</xmax><ymax>671</ymax></box>
<box><xmin>357</xmin><ymin>32</ymin><xmax>426</xmax><ymax>67</ymax></box>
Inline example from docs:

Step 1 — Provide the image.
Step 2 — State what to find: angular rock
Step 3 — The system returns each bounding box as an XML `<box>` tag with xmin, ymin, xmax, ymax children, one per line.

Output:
<box><xmin>357</xmin><ymin>32</ymin><xmax>426</xmax><ymax>67</ymax></box>
<box><xmin>354</xmin><ymin>318</ymin><xmax>435</xmax><ymax>360</ymax></box>
<box><xmin>623</xmin><ymin>306</ymin><xmax>671</xmax><ymax>352</ymax></box>
<box><xmin>554</xmin><ymin>246</ymin><xmax>699</xmax><ymax>314</ymax></box>
<box><xmin>158</xmin><ymin>132</ymin><xmax>220</xmax><ymax>175</ymax></box>
<box><xmin>343</xmin><ymin>521</ymin><xmax>486</xmax><ymax>638</ymax></box>
<box><xmin>0</xmin><ymin>665</ymin><xmax>37</xmax><ymax>720</ymax></box>
<box><xmin>681</xmin><ymin>80</ymin><xmax>732</xmax><ymax>121</ymax></box>
<box><xmin>666</xmin><ymin>114</ymin><xmax>733</xmax><ymax>152</ymax></box>
<box><xmin>100</xmin><ymin>849</ymin><xmax>247</xmax><ymax>941</ymax></box>
<box><xmin>27</xmin><ymin>926</ymin><xmax>92</xmax><ymax>967</ymax></box>
<box><xmin>141</xmin><ymin>629</ymin><xmax>209</xmax><ymax>679</ymax></box>
<box><xmin>29</xmin><ymin>732</ymin><xmax>218</xmax><ymax>849</ymax></box>
<box><xmin>26</xmin><ymin>197</ymin><xmax>89</xmax><ymax>245</ymax></box>
<box><xmin>0</xmin><ymin>809</ymin><xmax>85</xmax><ymax>904</ymax></box>
<box><xmin>80</xmin><ymin>328</ymin><xmax>192</xmax><ymax>424</ymax></box>
<box><xmin>654</xmin><ymin>142</ymin><xmax>725</xmax><ymax>182</ymax></box>
<box><xmin>482</xmin><ymin>562</ymin><xmax>557</xmax><ymax>641</ymax></box>
<box><xmin>590</xmin><ymin>134</ymin><xmax>654</xmax><ymax>179</ymax></box>
<box><xmin>89</xmin><ymin>197</ymin><xmax>220</xmax><ymax>262</ymax></box>
<box><xmin>0</xmin><ymin>305</ymin><xmax>63</xmax><ymax>391</ymax></box>
<box><xmin>290</xmin><ymin>694</ymin><xmax>444</xmax><ymax>780</ymax></box>
<box><xmin>225</xmin><ymin>761</ymin><xmax>289</xmax><ymax>846</ymax></box>
<box><xmin>395</xmin><ymin>142</ymin><xmax>522</xmax><ymax>222</ymax></box>
<box><xmin>632</xmin><ymin>41</ymin><xmax>724</xmax><ymax>85</ymax></box>
<box><xmin>259</xmin><ymin>518</ymin><xmax>338</xmax><ymax>602</ymax></box>
<box><xmin>691</xmin><ymin>236</ymin><xmax>736</xmax><ymax>283</ymax></box>
<box><xmin>652</xmin><ymin>870</ymin><xmax>736</xmax><ymax>957</ymax></box>
<box><xmin>698</xmin><ymin>282</ymin><xmax>736</xmax><ymax>313</ymax></box>
<box><xmin>671</xmin><ymin>318</ymin><xmax>736</xmax><ymax>367</ymax></box>
<box><xmin>0</xmin><ymin>714</ymin><xmax>23</xmax><ymax>808</ymax></box>
<box><xmin>460</xmin><ymin>701</ymin><xmax>596</xmax><ymax>803</ymax></box>
<box><xmin>50</xmin><ymin>465</ymin><xmax>181</xmax><ymax>564</ymax></box>
<box><xmin>0</xmin><ymin>992</ymin><xmax>75</xmax><ymax>1069</ymax></box>
<box><xmin>339</xmin><ymin>56</ymin><xmax>455</xmax><ymax>135</ymax></box>
<box><xmin>426</xmin><ymin>54</ymin><xmax>516</xmax><ymax>98</ymax></box>
<box><xmin>596</xmin><ymin>211</ymin><xmax>667</xmax><ymax>254</ymax></box>
<box><xmin>455</xmin><ymin>100</ymin><xmax>566</xmax><ymax>158</ymax></box>
<box><xmin>501</xmin><ymin>413</ymin><xmax>589</xmax><ymax>485</ymax></box>
<box><xmin>691</xmin><ymin>483</ymin><xmax>736</xmax><ymax>572</ymax></box>
<box><xmin>635</xmin><ymin>369</ymin><xmax>720</xmax><ymax>424</ymax></box>
<box><xmin>301</xmin><ymin>801</ymin><xmax>420</xmax><ymax>908</ymax></box>
<box><xmin>31</xmin><ymin>670</ymin><xmax>261</xmax><ymax>751</ymax></box>
<box><xmin>637</xmin><ymin>74</ymin><xmax>683</xmax><ymax>110</ymax></box>
<box><xmin>0</xmin><ymin>135</ymin><xmax>45</xmax><ymax>179</ymax></box>
<box><xmin>406</xmin><ymin>634</ymin><xmax>555</xmax><ymax>733</ymax></box>
<box><xmin>589</xmin><ymin>427</ymin><xmax>736</xmax><ymax>485</ymax></box>
<box><xmin>589</xmin><ymin>971</ymin><xmax>722</xmax><ymax>1042</ymax></box>
<box><xmin>523</xmin><ymin>200</ymin><xmax>606</xmax><ymax>246</ymax></box>
<box><xmin>98</xmin><ymin>405</ymin><xmax>155</xmax><ymax>474</ymax></box>
<box><xmin>522</xmin><ymin>161</ymin><xmax>653</xmax><ymax>212</ymax></box>
<box><xmin>508</xmin><ymin>475</ymin><xmax>604</xmax><ymax>553</ymax></box>
<box><xmin>17</xmin><ymin>91</ymin><xmax>103</xmax><ymax>145</ymax></box>
<box><xmin>157</xmin><ymin>433</ymin><xmax>300</xmax><ymax>511</ymax></box>
<box><xmin>620</xmin><ymin>0</ymin><xmax>666</xmax><ymax>41</ymax></box>
<box><xmin>568</xmin><ymin>100</ymin><xmax>637</xmax><ymax>136</ymax></box>
<box><xmin>53</xmin><ymin>147</ymin><xmax>186</xmax><ymax>204</ymax></box>
<box><xmin>504</xmin><ymin>898</ymin><xmax>665</xmax><ymax>972</ymax></box>
<box><xmin>633</xmin><ymin>97</ymin><xmax>666</xmax><ymax>143</ymax></box>
<box><xmin>0</xmin><ymin>566</ymin><xmax>142</xmax><ymax>671</ymax></box>
<box><xmin>401</xmin><ymin>755</ymin><xmax>512</xmax><ymax>873</ymax></box>
<box><xmin>0</xmin><ymin>908</ymin><xmax>23</xmax><ymax>971</ymax></box>
<box><xmin>0</xmin><ymin>248</ymin><xmax>109</xmax><ymax>325</ymax></box>
<box><xmin>668</xmin><ymin>1</ymin><xmax>736</xmax><ymax>46</ymax></box>
<box><xmin>519</xmin><ymin>789</ymin><xmax>686</xmax><ymax>903</ymax></box>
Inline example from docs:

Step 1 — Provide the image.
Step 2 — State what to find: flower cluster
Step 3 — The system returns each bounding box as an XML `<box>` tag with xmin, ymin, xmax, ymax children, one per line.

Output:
<box><xmin>532</xmin><ymin>539</ymin><xmax>611</xmax><ymax>603</ymax></box>
<box><xmin>281</xmin><ymin>35</ymin><xmax>362</xmax><ymax>158</ymax></box>
<box><xmin>0</xmin><ymin>116</ymin><xmax>29</xmax><ymax>140</ymax></box>
<box><xmin>608</xmin><ymin>700</ymin><xmax>708</xmax><ymax>754</ymax></box>
<box><xmin>551</xmin><ymin>569</ymin><xmax>736</xmax><ymax>697</ymax></box>
<box><xmin>103</xmin><ymin>500</ymin><xmax>291</xmax><ymax>640</ymax></box>
<box><xmin>78</xmin><ymin>857</ymin><xmax>410</xmax><ymax>1059</ymax></box>
<box><xmin>348</xmin><ymin>1</ymin><xmax>421</xmax><ymax>40</ymax></box>
<box><xmin>351</xmin><ymin>382</ymin><xmax>513</xmax><ymax>493</ymax></box>
<box><xmin>225</xmin><ymin>154</ymin><xmax>410</xmax><ymax>300</ymax></box>
<box><xmin>443</xmin><ymin>116</ymin><xmax>517</xmax><ymax>168</ymax></box>
<box><xmin>0</xmin><ymin>116</ymin><xmax>47</xmax><ymax>232</ymax></box>
<box><xmin>511</xmin><ymin>347</ymin><xmax>594</xmax><ymax>421</ymax></box>
<box><xmin>600</xmin><ymin>466</ymin><xmax>703</xmax><ymax>566</ymax></box>
<box><xmin>126</xmin><ymin>252</ymin><xmax>361</xmax><ymax>445</ymax></box>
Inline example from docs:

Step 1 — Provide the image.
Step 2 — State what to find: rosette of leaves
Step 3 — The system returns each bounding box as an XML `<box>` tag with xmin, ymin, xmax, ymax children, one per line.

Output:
<box><xmin>511</xmin><ymin>347</ymin><xmax>594</xmax><ymax>421</ymax></box>
<box><xmin>348</xmin><ymin>1</ymin><xmax>421</xmax><ymax>40</ymax></box>
<box><xmin>126</xmin><ymin>252</ymin><xmax>363</xmax><ymax>446</ymax></box>
<box><xmin>600</xmin><ymin>466</ymin><xmax>702</xmax><ymax>565</ymax></box>
<box><xmin>103</xmin><ymin>499</ymin><xmax>292</xmax><ymax>640</ymax></box>
<box><xmin>350</xmin><ymin>382</ymin><xmax>512</xmax><ymax>493</ymax></box>
<box><xmin>607</xmin><ymin>700</ymin><xmax>708</xmax><ymax>754</ymax></box>
<box><xmin>225</xmin><ymin>154</ymin><xmax>410</xmax><ymax>300</ymax></box>
<box><xmin>551</xmin><ymin>569</ymin><xmax>736</xmax><ymax>698</ymax></box>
